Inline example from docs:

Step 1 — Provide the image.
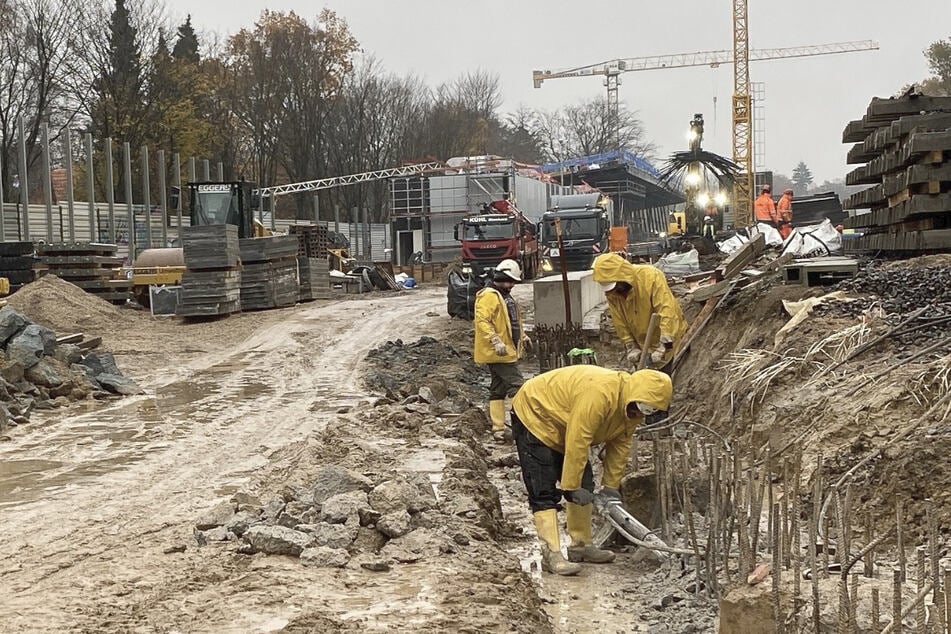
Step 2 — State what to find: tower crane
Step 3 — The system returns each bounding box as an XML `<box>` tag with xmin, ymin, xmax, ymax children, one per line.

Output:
<box><xmin>532</xmin><ymin>38</ymin><xmax>878</xmax><ymax>225</ymax></box>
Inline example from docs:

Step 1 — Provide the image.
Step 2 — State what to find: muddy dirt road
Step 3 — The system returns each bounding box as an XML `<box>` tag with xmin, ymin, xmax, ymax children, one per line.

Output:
<box><xmin>0</xmin><ymin>289</ymin><xmax>452</xmax><ymax>632</ymax></box>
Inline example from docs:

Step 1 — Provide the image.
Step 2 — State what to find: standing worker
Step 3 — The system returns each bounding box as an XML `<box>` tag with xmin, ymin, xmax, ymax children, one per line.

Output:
<box><xmin>511</xmin><ymin>365</ymin><xmax>673</xmax><ymax>575</ymax></box>
<box><xmin>591</xmin><ymin>253</ymin><xmax>687</xmax><ymax>371</ymax></box>
<box><xmin>777</xmin><ymin>188</ymin><xmax>794</xmax><ymax>239</ymax></box>
<box><xmin>754</xmin><ymin>184</ymin><xmax>778</xmax><ymax>227</ymax></box>
<box><xmin>473</xmin><ymin>259</ymin><xmax>529</xmax><ymax>442</ymax></box>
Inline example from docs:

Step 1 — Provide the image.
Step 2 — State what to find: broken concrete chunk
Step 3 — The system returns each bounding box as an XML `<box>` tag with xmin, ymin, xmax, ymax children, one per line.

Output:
<box><xmin>7</xmin><ymin>328</ymin><xmax>47</xmax><ymax>369</ymax></box>
<box><xmin>95</xmin><ymin>374</ymin><xmax>143</xmax><ymax>396</ymax></box>
<box><xmin>199</xmin><ymin>526</ymin><xmax>231</xmax><ymax>542</ymax></box>
<box><xmin>53</xmin><ymin>343</ymin><xmax>83</xmax><ymax>366</ymax></box>
<box><xmin>319</xmin><ymin>490</ymin><xmax>371</xmax><ymax>525</ymax></box>
<box><xmin>350</xmin><ymin>526</ymin><xmax>388</xmax><ymax>554</ymax></box>
<box><xmin>0</xmin><ymin>361</ymin><xmax>25</xmax><ymax>385</ymax></box>
<box><xmin>79</xmin><ymin>351</ymin><xmax>122</xmax><ymax>377</ymax></box>
<box><xmin>277</xmin><ymin>500</ymin><xmax>314</xmax><ymax>529</ymax></box>
<box><xmin>224</xmin><ymin>510</ymin><xmax>260</xmax><ymax>537</ymax></box>
<box><xmin>262</xmin><ymin>497</ymin><xmax>286</xmax><ymax>523</ymax></box>
<box><xmin>300</xmin><ymin>546</ymin><xmax>350</xmax><ymax>568</ymax></box>
<box><xmin>297</xmin><ymin>522</ymin><xmax>355</xmax><ymax>550</ymax></box>
<box><xmin>376</xmin><ymin>511</ymin><xmax>412</xmax><ymax>538</ymax></box>
<box><xmin>311</xmin><ymin>465</ymin><xmax>373</xmax><ymax>505</ymax></box>
<box><xmin>0</xmin><ymin>307</ymin><xmax>31</xmax><ymax>346</ymax></box>
<box><xmin>230</xmin><ymin>492</ymin><xmax>263</xmax><ymax>509</ymax></box>
<box><xmin>195</xmin><ymin>500</ymin><xmax>236</xmax><ymax>531</ymax></box>
<box><xmin>243</xmin><ymin>525</ymin><xmax>313</xmax><ymax>557</ymax></box>
<box><xmin>369</xmin><ymin>478</ymin><xmax>420</xmax><ymax>515</ymax></box>
<box><xmin>24</xmin><ymin>361</ymin><xmax>64</xmax><ymax>388</ymax></box>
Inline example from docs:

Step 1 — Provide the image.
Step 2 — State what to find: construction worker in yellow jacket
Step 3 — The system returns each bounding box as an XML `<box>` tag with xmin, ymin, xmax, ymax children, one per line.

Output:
<box><xmin>592</xmin><ymin>253</ymin><xmax>687</xmax><ymax>371</ymax></box>
<box><xmin>511</xmin><ymin>365</ymin><xmax>672</xmax><ymax>575</ymax></box>
<box><xmin>473</xmin><ymin>259</ymin><xmax>528</xmax><ymax>441</ymax></box>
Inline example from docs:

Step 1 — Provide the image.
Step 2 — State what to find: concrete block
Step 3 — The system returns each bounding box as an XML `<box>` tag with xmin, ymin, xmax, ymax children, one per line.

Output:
<box><xmin>533</xmin><ymin>270</ymin><xmax>602</xmax><ymax>327</ymax></box>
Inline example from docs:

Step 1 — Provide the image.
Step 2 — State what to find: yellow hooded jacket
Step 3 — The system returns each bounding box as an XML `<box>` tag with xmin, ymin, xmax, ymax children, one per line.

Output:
<box><xmin>473</xmin><ymin>286</ymin><xmax>524</xmax><ymax>365</ymax></box>
<box><xmin>512</xmin><ymin>366</ymin><xmax>672</xmax><ymax>490</ymax></box>
<box><xmin>591</xmin><ymin>253</ymin><xmax>687</xmax><ymax>362</ymax></box>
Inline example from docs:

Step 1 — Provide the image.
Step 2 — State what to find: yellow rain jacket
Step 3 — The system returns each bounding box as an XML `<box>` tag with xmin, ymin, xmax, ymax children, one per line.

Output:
<box><xmin>512</xmin><ymin>366</ymin><xmax>672</xmax><ymax>490</ymax></box>
<box><xmin>473</xmin><ymin>286</ymin><xmax>524</xmax><ymax>364</ymax></box>
<box><xmin>591</xmin><ymin>253</ymin><xmax>687</xmax><ymax>362</ymax></box>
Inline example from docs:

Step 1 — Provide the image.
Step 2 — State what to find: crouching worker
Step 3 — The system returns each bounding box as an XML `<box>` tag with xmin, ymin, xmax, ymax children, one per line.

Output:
<box><xmin>511</xmin><ymin>365</ymin><xmax>673</xmax><ymax>575</ymax></box>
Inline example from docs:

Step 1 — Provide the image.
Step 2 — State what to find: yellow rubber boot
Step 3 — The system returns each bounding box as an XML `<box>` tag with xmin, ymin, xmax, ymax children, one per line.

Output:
<box><xmin>565</xmin><ymin>502</ymin><xmax>616</xmax><ymax>563</ymax></box>
<box><xmin>488</xmin><ymin>400</ymin><xmax>510</xmax><ymax>441</ymax></box>
<box><xmin>533</xmin><ymin>509</ymin><xmax>581</xmax><ymax>576</ymax></box>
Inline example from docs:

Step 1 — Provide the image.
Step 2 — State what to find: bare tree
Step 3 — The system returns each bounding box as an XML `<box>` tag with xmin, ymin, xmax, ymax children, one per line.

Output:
<box><xmin>533</xmin><ymin>97</ymin><xmax>657</xmax><ymax>162</ymax></box>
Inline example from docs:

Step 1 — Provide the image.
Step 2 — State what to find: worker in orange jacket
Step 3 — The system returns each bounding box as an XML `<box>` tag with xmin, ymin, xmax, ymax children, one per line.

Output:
<box><xmin>754</xmin><ymin>184</ymin><xmax>777</xmax><ymax>227</ymax></box>
<box><xmin>777</xmin><ymin>189</ymin><xmax>794</xmax><ymax>239</ymax></box>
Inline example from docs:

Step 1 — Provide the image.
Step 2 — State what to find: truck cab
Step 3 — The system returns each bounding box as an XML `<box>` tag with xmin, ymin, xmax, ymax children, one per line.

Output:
<box><xmin>454</xmin><ymin>212</ymin><xmax>538</xmax><ymax>279</ymax></box>
<box><xmin>541</xmin><ymin>194</ymin><xmax>611</xmax><ymax>273</ymax></box>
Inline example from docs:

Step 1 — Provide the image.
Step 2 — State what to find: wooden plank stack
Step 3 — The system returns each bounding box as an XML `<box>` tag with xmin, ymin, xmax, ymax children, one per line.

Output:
<box><xmin>842</xmin><ymin>92</ymin><xmax>951</xmax><ymax>252</ymax></box>
<box><xmin>176</xmin><ymin>225</ymin><xmax>242</xmax><ymax>317</ymax></box>
<box><xmin>37</xmin><ymin>242</ymin><xmax>130</xmax><ymax>304</ymax></box>
<box><xmin>0</xmin><ymin>242</ymin><xmax>41</xmax><ymax>292</ymax></box>
<box><xmin>298</xmin><ymin>257</ymin><xmax>330</xmax><ymax>301</ymax></box>
<box><xmin>238</xmin><ymin>235</ymin><xmax>300</xmax><ymax>310</ymax></box>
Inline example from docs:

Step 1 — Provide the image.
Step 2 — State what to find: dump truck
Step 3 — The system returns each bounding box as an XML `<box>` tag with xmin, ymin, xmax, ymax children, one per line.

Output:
<box><xmin>540</xmin><ymin>193</ymin><xmax>612</xmax><ymax>273</ymax></box>
<box><xmin>454</xmin><ymin>203</ymin><xmax>540</xmax><ymax>280</ymax></box>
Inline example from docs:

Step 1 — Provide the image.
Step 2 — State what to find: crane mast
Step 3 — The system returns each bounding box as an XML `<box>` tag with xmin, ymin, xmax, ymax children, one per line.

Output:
<box><xmin>732</xmin><ymin>0</ymin><xmax>754</xmax><ymax>226</ymax></box>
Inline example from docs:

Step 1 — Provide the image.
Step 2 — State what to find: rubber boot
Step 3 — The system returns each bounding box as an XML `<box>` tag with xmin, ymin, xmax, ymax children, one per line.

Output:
<box><xmin>565</xmin><ymin>502</ymin><xmax>616</xmax><ymax>563</ymax></box>
<box><xmin>533</xmin><ymin>509</ymin><xmax>581</xmax><ymax>576</ymax></box>
<box><xmin>488</xmin><ymin>400</ymin><xmax>509</xmax><ymax>442</ymax></box>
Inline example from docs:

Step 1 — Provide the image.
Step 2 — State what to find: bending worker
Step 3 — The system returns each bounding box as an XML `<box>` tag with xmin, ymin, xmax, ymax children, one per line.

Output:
<box><xmin>473</xmin><ymin>259</ymin><xmax>529</xmax><ymax>441</ymax></box>
<box><xmin>754</xmin><ymin>184</ymin><xmax>777</xmax><ymax>227</ymax></box>
<box><xmin>591</xmin><ymin>253</ymin><xmax>687</xmax><ymax>371</ymax></box>
<box><xmin>777</xmin><ymin>188</ymin><xmax>794</xmax><ymax>239</ymax></box>
<box><xmin>511</xmin><ymin>365</ymin><xmax>673</xmax><ymax>576</ymax></box>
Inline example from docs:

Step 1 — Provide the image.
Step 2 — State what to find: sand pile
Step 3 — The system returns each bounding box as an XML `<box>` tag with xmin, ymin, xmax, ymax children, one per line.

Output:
<box><xmin>7</xmin><ymin>275</ymin><xmax>130</xmax><ymax>334</ymax></box>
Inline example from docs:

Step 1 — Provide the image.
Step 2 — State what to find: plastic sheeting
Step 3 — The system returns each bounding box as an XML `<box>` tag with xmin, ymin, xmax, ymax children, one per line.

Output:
<box><xmin>780</xmin><ymin>219</ymin><xmax>843</xmax><ymax>258</ymax></box>
<box><xmin>447</xmin><ymin>271</ymin><xmax>485</xmax><ymax>320</ymax></box>
<box><xmin>654</xmin><ymin>249</ymin><xmax>700</xmax><ymax>276</ymax></box>
<box><xmin>717</xmin><ymin>224</ymin><xmax>783</xmax><ymax>255</ymax></box>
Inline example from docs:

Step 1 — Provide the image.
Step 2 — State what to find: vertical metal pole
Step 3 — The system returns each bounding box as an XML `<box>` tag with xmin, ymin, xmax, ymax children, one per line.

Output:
<box><xmin>123</xmin><ymin>142</ymin><xmax>134</xmax><ymax>259</ymax></box>
<box><xmin>105</xmin><ymin>138</ymin><xmax>116</xmax><ymax>244</ymax></box>
<box><xmin>0</xmin><ymin>149</ymin><xmax>6</xmax><ymax>241</ymax></box>
<box><xmin>64</xmin><ymin>131</ymin><xmax>76</xmax><ymax>241</ymax></box>
<box><xmin>188</xmin><ymin>157</ymin><xmax>196</xmax><ymax>229</ymax></box>
<box><xmin>157</xmin><ymin>149</ymin><xmax>167</xmax><ymax>247</ymax></box>
<box><xmin>313</xmin><ymin>193</ymin><xmax>319</xmax><ymax>223</ymax></box>
<box><xmin>352</xmin><ymin>206</ymin><xmax>359</xmax><ymax>256</ymax></box>
<box><xmin>17</xmin><ymin>115</ymin><xmax>30</xmax><ymax>241</ymax></box>
<box><xmin>216</xmin><ymin>161</ymin><xmax>223</xmax><ymax>181</ymax></box>
<box><xmin>364</xmin><ymin>207</ymin><xmax>372</xmax><ymax>260</ymax></box>
<box><xmin>202</xmin><ymin>159</ymin><xmax>210</xmax><ymax>181</ymax></box>
<box><xmin>172</xmin><ymin>153</ymin><xmax>182</xmax><ymax>235</ymax></box>
<box><xmin>85</xmin><ymin>134</ymin><xmax>96</xmax><ymax>242</ymax></box>
<box><xmin>41</xmin><ymin>123</ymin><xmax>53</xmax><ymax>242</ymax></box>
<box><xmin>141</xmin><ymin>146</ymin><xmax>152</xmax><ymax>249</ymax></box>
<box><xmin>334</xmin><ymin>204</ymin><xmax>340</xmax><ymax>235</ymax></box>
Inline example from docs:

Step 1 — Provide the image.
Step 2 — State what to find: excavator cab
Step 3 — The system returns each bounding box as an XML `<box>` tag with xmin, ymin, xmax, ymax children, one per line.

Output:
<box><xmin>189</xmin><ymin>181</ymin><xmax>256</xmax><ymax>239</ymax></box>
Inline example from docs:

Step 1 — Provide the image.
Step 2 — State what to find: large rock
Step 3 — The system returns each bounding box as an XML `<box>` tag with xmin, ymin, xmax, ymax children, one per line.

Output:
<box><xmin>0</xmin><ymin>361</ymin><xmax>24</xmax><ymax>385</ymax></box>
<box><xmin>195</xmin><ymin>501</ymin><xmax>236</xmax><ymax>530</ymax></box>
<box><xmin>297</xmin><ymin>522</ymin><xmax>355</xmax><ymax>550</ymax></box>
<box><xmin>376</xmin><ymin>511</ymin><xmax>412</xmax><ymax>538</ymax></box>
<box><xmin>369</xmin><ymin>478</ymin><xmax>420</xmax><ymax>515</ymax></box>
<box><xmin>277</xmin><ymin>501</ymin><xmax>316</xmax><ymax>528</ymax></box>
<box><xmin>300</xmin><ymin>546</ymin><xmax>350</xmax><ymax>568</ymax></box>
<box><xmin>350</xmin><ymin>526</ymin><xmax>388</xmax><ymax>553</ymax></box>
<box><xmin>243</xmin><ymin>525</ymin><xmax>313</xmax><ymax>557</ymax></box>
<box><xmin>97</xmin><ymin>373</ymin><xmax>143</xmax><ymax>395</ymax></box>
<box><xmin>311</xmin><ymin>465</ymin><xmax>373</xmax><ymax>505</ymax></box>
<box><xmin>0</xmin><ymin>307</ymin><xmax>31</xmax><ymax>346</ymax></box>
<box><xmin>79</xmin><ymin>352</ymin><xmax>122</xmax><ymax>377</ymax></box>
<box><xmin>320</xmin><ymin>490</ymin><xmax>371</xmax><ymax>525</ymax></box>
<box><xmin>25</xmin><ymin>361</ymin><xmax>65</xmax><ymax>388</ymax></box>
<box><xmin>7</xmin><ymin>327</ymin><xmax>49</xmax><ymax>369</ymax></box>
<box><xmin>53</xmin><ymin>344</ymin><xmax>83</xmax><ymax>366</ymax></box>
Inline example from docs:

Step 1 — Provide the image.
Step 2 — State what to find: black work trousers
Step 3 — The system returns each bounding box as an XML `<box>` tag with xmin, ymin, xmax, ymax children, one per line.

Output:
<box><xmin>512</xmin><ymin>409</ymin><xmax>594</xmax><ymax>513</ymax></box>
<box><xmin>487</xmin><ymin>362</ymin><xmax>524</xmax><ymax>400</ymax></box>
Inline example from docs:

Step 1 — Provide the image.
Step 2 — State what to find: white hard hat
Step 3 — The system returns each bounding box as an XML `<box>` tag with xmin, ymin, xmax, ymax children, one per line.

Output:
<box><xmin>601</xmin><ymin>282</ymin><xmax>617</xmax><ymax>292</ymax></box>
<box><xmin>494</xmin><ymin>259</ymin><xmax>522</xmax><ymax>282</ymax></box>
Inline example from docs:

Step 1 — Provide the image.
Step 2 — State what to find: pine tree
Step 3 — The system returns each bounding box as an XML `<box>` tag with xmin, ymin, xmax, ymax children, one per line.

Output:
<box><xmin>791</xmin><ymin>161</ymin><xmax>814</xmax><ymax>195</ymax></box>
<box><xmin>172</xmin><ymin>15</ymin><xmax>200</xmax><ymax>64</ymax></box>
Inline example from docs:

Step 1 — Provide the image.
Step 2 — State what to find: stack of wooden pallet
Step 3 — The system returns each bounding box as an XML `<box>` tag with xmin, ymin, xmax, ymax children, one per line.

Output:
<box><xmin>842</xmin><ymin>93</ymin><xmax>951</xmax><ymax>251</ymax></box>
<box><xmin>238</xmin><ymin>235</ymin><xmax>300</xmax><ymax>310</ymax></box>
<box><xmin>288</xmin><ymin>223</ymin><xmax>329</xmax><ymax>258</ymax></box>
<box><xmin>0</xmin><ymin>242</ymin><xmax>41</xmax><ymax>292</ymax></box>
<box><xmin>176</xmin><ymin>225</ymin><xmax>242</xmax><ymax>317</ymax></box>
<box><xmin>38</xmin><ymin>243</ymin><xmax>130</xmax><ymax>304</ymax></box>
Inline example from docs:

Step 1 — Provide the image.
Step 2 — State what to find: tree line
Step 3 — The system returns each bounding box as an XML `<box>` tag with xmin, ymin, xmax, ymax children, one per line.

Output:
<box><xmin>0</xmin><ymin>0</ymin><xmax>655</xmax><ymax>221</ymax></box>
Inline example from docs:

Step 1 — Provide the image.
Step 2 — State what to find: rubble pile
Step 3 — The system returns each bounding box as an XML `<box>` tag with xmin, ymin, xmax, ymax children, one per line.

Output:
<box><xmin>364</xmin><ymin>336</ymin><xmax>485</xmax><ymax>404</ymax></box>
<box><xmin>0</xmin><ymin>306</ymin><xmax>141</xmax><ymax>434</ymax></box>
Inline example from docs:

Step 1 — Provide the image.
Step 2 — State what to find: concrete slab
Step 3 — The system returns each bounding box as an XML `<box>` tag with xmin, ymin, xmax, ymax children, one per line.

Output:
<box><xmin>533</xmin><ymin>270</ymin><xmax>603</xmax><ymax>327</ymax></box>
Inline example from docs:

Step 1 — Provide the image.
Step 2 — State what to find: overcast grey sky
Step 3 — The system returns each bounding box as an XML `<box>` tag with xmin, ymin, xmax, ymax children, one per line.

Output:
<box><xmin>168</xmin><ymin>0</ymin><xmax>951</xmax><ymax>183</ymax></box>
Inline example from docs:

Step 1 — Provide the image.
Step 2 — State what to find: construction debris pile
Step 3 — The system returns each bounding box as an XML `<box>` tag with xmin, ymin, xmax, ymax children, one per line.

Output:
<box><xmin>364</xmin><ymin>336</ymin><xmax>484</xmax><ymax>405</ymax></box>
<box><xmin>176</xmin><ymin>225</ymin><xmax>242</xmax><ymax>317</ymax></box>
<box><xmin>843</xmin><ymin>92</ymin><xmax>951</xmax><ymax>252</ymax></box>
<box><xmin>238</xmin><ymin>235</ymin><xmax>300</xmax><ymax>310</ymax></box>
<box><xmin>0</xmin><ymin>305</ymin><xmax>140</xmax><ymax>434</ymax></box>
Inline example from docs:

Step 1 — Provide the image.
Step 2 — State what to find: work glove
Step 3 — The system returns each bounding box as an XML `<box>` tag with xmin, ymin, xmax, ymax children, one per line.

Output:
<box><xmin>490</xmin><ymin>335</ymin><xmax>508</xmax><ymax>357</ymax></box>
<box><xmin>651</xmin><ymin>334</ymin><xmax>674</xmax><ymax>365</ymax></box>
<box><xmin>624</xmin><ymin>342</ymin><xmax>641</xmax><ymax>364</ymax></box>
<box><xmin>521</xmin><ymin>334</ymin><xmax>533</xmax><ymax>353</ymax></box>
<box><xmin>563</xmin><ymin>488</ymin><xmax>594</xmax><ymax>506</ymax></box>
<box><xmin>595</xmin><ymin>487</ymin><xmax>622</xmax><ymax>506</ymax></box>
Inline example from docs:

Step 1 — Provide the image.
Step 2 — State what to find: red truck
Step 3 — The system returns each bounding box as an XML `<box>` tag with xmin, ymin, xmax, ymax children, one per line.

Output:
<box><xmin>454</xmin><ymin>207</ymin><xmax>540</xmax><ymax>280</ymax></box>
